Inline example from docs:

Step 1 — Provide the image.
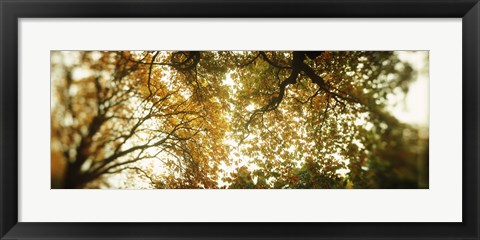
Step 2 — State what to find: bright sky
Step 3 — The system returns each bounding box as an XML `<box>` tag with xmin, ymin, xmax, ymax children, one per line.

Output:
<box><xmin>390</xmin><ymin>51</ymin><xmax>429</xmax><ymax>127</ymax></box>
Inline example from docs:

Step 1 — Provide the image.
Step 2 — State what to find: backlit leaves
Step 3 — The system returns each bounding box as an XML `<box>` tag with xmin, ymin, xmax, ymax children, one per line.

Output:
<box><xmin>51</xmin><ymin>51</ymin><xmax>428</xmax><ymax>189</ymax></box>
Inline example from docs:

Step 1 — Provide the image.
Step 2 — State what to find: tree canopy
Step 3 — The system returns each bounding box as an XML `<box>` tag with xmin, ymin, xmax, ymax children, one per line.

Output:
<box><xmin>51</xmin><ymin>51</ymin><xmax>428</xmax><ymax>189</ymax></box>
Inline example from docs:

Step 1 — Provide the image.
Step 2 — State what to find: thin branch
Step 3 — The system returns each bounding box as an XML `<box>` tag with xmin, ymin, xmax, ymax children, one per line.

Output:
<box><xmin>318</xmin><ymin>97</ymin><xmax>331</xmax><ymax>137</ymax></box>
<box><xmin>106</xmin><ymin>167</ymin><xmax>158</xmax><ymax>188</ymax></box>
<box><xmin>147</xmin><ymin>51</ymin><xmax>159</xmax><ymax>97</ymax></box>
<box><xmin>259</xmin><ymin>51</ymin><xmax>291</xmax><ymax>69</ymax></box>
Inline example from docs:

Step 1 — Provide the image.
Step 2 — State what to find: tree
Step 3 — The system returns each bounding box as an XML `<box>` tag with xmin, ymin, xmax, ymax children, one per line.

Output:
<box><xmin>51</xmin><ymin>51</ymin><xmax>428</xmax><ymax>189</ymax></box>
<box><xmin>51</xmin><ymin>51</ymin><xmax>228</xmax><ymax>188</ymax></box>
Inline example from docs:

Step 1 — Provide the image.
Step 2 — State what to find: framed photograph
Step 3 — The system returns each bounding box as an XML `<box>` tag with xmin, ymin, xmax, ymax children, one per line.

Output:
<box><xmin>1</xmin><ymin>0</ymin><xmax>479</xmax><ymax>239</ymax></box>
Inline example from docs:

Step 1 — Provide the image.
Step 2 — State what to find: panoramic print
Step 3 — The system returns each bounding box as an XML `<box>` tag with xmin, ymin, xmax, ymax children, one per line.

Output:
<box><xmin>51</xmin><ymin>51</ymin><xmax>429</xmax><ymax>189</ymax></box>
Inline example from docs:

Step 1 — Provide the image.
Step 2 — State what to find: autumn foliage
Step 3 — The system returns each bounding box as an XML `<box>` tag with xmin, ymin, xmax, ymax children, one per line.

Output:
<box><xmin>51</xmin><ymin>51</ymin><xmax>428</xmax><ymax>189</ymax></box>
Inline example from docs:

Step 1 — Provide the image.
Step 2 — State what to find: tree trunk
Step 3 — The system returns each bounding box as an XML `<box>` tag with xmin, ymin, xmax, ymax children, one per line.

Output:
<box><xmin>63</xmin><ymin>163</ymin><xmax>87</xmax><ymax>189</ymax></box>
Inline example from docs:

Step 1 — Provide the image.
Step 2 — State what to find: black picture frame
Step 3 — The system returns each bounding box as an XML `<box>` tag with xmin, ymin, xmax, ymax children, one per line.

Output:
<box><xmin>1</xmin><ymin>0</ymin><xmax>479</xmax><ymax>239</ymax></box>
